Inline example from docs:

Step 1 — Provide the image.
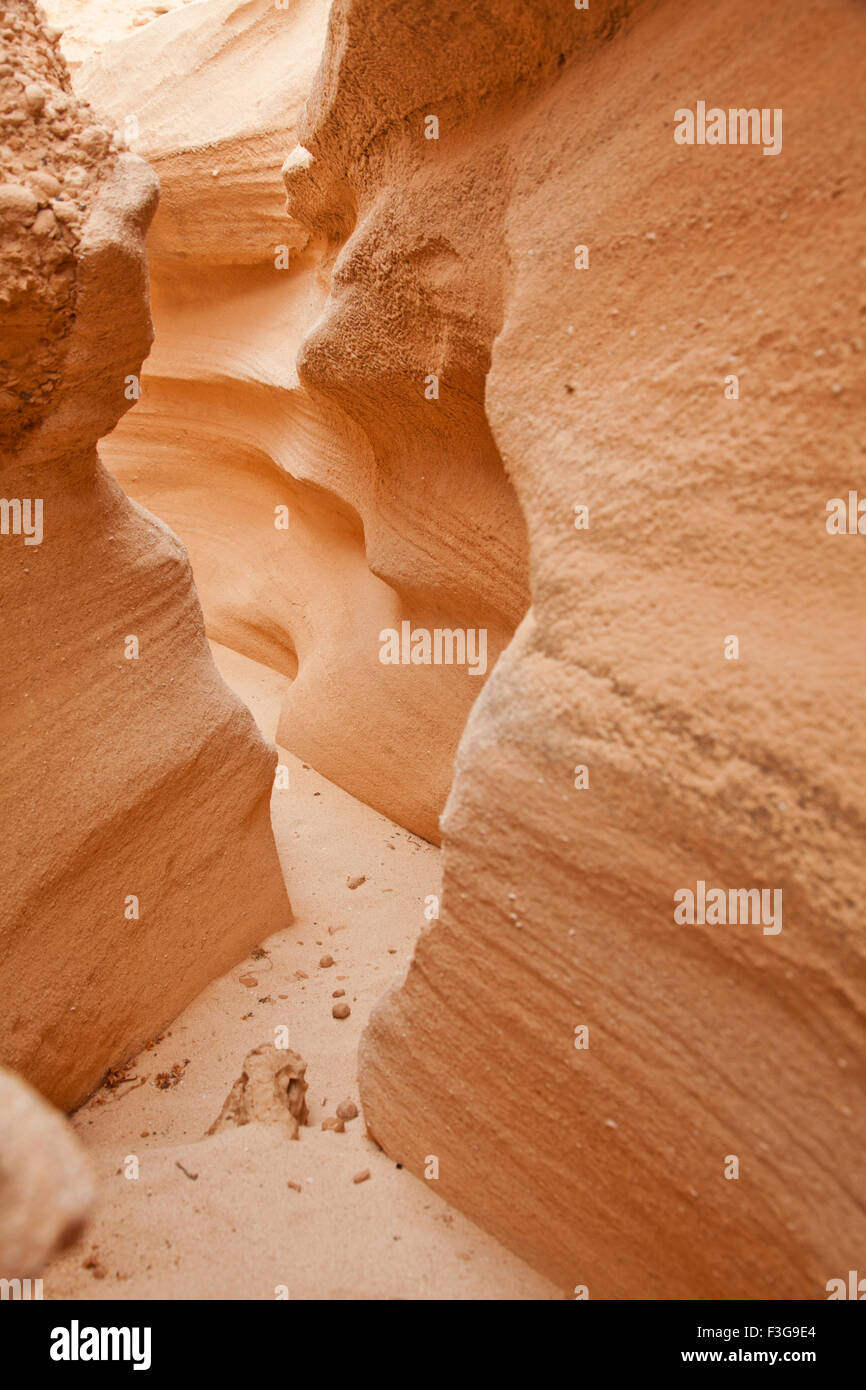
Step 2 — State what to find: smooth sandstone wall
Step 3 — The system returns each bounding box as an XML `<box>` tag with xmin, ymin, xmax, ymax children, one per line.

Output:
<box><xmin>0</xmin><ymin>1</ymin><xmax>291</xmax><ymax>1110</ymax></box>
<box><xmin>352</xmin><ymin>0</ymin><xmax>866</xmax><ymax>1296</ymax></box>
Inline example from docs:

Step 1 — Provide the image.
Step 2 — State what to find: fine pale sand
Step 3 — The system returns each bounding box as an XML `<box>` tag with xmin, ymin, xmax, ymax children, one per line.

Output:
<box><xmin>45</xmin><ymin>643</ymin><xmax>559</xmax><ymax>1300</ymax></box>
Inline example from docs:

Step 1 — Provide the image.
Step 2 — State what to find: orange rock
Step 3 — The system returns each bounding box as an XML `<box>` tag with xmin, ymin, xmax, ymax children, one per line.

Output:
<box><xmin>73</xmin><ymin>0</ymin><xmax>527</xmax><ymax>844</ymax></box>
<box><xmin>319</xmin><ymin>0</ymin><xmax>866</xmax><ymax>1299</ymax></box>
<box><xmin>0</xmin><ymin>1066</ymin><xmax>95</xmax><ymax>1275</ymax></box>
<box><xmin>0</xmin><ymin>0</ymin><xmax>291</xmax><ymax>1111</ymax></box>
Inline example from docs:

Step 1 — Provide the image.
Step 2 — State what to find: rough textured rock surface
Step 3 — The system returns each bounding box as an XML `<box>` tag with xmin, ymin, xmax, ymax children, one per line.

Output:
<box><xmin>0</xmin><ymin>0</ymin><xmax>291</xmax><ymax>1111</ymax></box>
<box><xmin>206</xmin><ymin>1043</ymin><xmax>309</xmax><ymax>1139</ymax></box>
<box><xmin>69</xmin><ymin>0</ymin><xmax>529</xmax><ymax>843</ymax></box>
<box><xmin>0</xmin><ymin>1065</ymin><xmax>95</xmax><ymax>1275</ymax></box>
<box><xmin>0</xmin><ymin>2</ymin><xmax>99</xmax><ymax>443</ymax></box>
<box><xmin>19</xmin><ymin>0</ymin><xmax>864</xmax><ymax>1303</ymax></box>
<box><xmin>337</xmin><ymin>0</ymin><xmax>866</xmax><ymax>1297</ymax></box>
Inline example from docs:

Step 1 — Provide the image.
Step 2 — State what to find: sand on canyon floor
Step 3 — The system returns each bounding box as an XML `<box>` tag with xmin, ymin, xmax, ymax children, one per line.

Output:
<box><xmin>44</xmin><ymin>643</ymin><xmax>559</xmax><ymax>1300</ymax></box>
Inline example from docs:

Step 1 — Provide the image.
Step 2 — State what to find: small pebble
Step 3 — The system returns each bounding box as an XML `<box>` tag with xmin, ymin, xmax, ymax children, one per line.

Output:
<box><xmin>287</xmin><ymin>1179</ymin><xmax>302</xmax><ymax>1192</ymax></box>
<box><xmin>78</xmin><ymin>124</ymin><xmax>108</xmax><ymax>153</ymax></box>
<box><xmin>352</xmin><ymin>1169</ymin><xmax>370</xmax><ymax>1184</ymax></box>
<box><xmin>332</xmin><ymin>989</ymin><xmax>345</xmax><ymax>998</ymax></box>
<box><xmin>347</xmin><ymin>875</ymin><xmax>366</xmax><ymax>890</ymax></box>
<box><xmin>0</xmin><ymin>182</ymin><xmax>38</xmax><ymax>216</ymax></box>
<box><xmin>27</xmin><ymin>169</ymin><xmax>61</xmax><ymax>198</ymax></box>
<box><xmin>24</xmin><ymin>83</ymin><xmax>45</xmax><ymax>115</ymax></box>
<box><xmin>322</xmin><ymin>1116</ymin><xmax>345</xmax><ymax>1133</ymax></box>
<box><xmin>336</xmin><ymin>1099</ymin><xmax>359</xmax><ymax>1121</ymax></box>
<box><xmin>332</xmin><ymin>1002</ymin><xmax>351</xmax><ymax>1019</ymax></box>
<box><xmin>318</xmin><ymin>954</ymin><xmax>334</xmax><ymax>968</ymax></box>
<box><xmin>31</xmin><ymin>207</ymin><xmax>56</xmax><ymax>237</ymax></box>
<box><xmin>239</xmin><ymin>974</ymin><xmax>258</xmax><ymax>987</ymax></box>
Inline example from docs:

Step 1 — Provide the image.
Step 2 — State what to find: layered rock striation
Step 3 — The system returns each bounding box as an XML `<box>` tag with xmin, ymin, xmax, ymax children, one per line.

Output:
<box><xmin>71</xmin><ymin>0</ymin><xmax>529</xmax><ymax>843</ymax></box>
<box><xmin>344</xmin><ymin>0</ymin><xmax>866</xmax><ymax>1297</ymax></box>
<box><xmin>22</xmin><ymin>0</ymin><xmax>866</xmax><ymax>1299</ymax></box>
<box><xmin>0</xmin><ymin>0</ymin><xmax>291</xmax><ymax>1111</ymax></box>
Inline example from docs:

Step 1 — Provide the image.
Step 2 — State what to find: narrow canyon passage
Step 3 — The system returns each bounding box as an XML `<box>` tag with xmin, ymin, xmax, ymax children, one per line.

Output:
<box><xmin>3</xmin><ymin>0</ymin><xmax>864</xmax><ymax>1313</ymax></box>
<box><xmin>11</xmin><ymin>0</ymin><xmax>546</xmax><ymax>1299</ymax></box>
<box><xmin>46</xmin><ymin>643</ymin><xmax>556</xmax><ymax>1298</ymax></box>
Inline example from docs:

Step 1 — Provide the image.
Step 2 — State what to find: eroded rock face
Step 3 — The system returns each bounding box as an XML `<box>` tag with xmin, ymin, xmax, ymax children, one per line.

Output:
<box><xmin>23</xmin><ymin>0</ymin><xmax>865</xmax><ymax>1300</ymax></box>
<box><xmin>67</xmin><ymin>0</ymin><xmax>529</xmax><ymax>843</ymax></box>
<box><xmin>0</xmin><ymin>1065</ymin><xmax>94</xmax><ymax>1276</ymax></box>
<box><xmin>206</xmin><ymin>1043</ymin><xmax>309</xmax><ymax>1139</ymax></box>
<box><xmin>0</xmin><ymin>2</ymin><xmax>100</xmax><ymax>444</ymax></box>
<box><xmin>0</xmin><ymin>0</ymin><xmax>291</xmax><ymax>1111</ymax></box>
<box><xmin>338</xmin><ymin>0</ymin><xmax>866</xmax><ymax>1297</ymax></box>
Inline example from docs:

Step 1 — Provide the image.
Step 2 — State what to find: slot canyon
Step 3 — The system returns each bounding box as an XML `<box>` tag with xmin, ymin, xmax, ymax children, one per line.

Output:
<box><xmin>1</xmin><ymin>0</ymin><xmax>864</xmax><ymax>1306</ymax></box>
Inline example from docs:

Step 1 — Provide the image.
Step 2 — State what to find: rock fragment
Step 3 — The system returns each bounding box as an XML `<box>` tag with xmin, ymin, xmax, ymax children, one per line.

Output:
<box><xmin>206</xmin><ymin>1044</ymin><xmax>308</xmax><ymax>1140</ymax></box>
<box><xmin>23</xmin><ymin>82</ymin><xmax>45</xmax><ymax>114</ymax></box>
<box><xmin>0</xmin><ymin>181</ymin><xmax>38</xmax><ymax>217</ymax></box>
<box><xmin>0</xmin><ymin>1066</ymin><xmax>95</xmax><ymax>1275</ymax></box>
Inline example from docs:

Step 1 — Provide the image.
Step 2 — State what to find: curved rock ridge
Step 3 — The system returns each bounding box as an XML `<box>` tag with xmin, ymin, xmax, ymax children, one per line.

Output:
<box><xmin>68</xmin><ymin>0</ymin><xmax>529</xmax><ymax>843</ymax></box>
<box><xmin>0</xmin><ymin>0</ymin><xmax>291</xmax><ymax>1111</ymax></box>
<box><xmin>334</xmin><ymin>0</ymin><xmax>866</xmax><ymax>1297</ymax></box>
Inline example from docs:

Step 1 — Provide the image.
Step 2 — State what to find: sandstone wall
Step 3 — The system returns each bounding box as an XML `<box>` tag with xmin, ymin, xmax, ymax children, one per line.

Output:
<box><xmin>71</xmin><ymin>0</ymin><xmax>529</xmax><ymax>843</ymax></box>
<box><xmin>348</xmin><ymin>0</ymin><xmax>866</xmax><ymax>1296</ymax></box>
<box><xmin>0</xmin><ymin>0</ymin><xmax>291</xmax><ymax>1110</ymax></box>
<box><xmin>26</xmin><ymin>0</ymin><xmax>866</xmax><ymax>1298</ymax></box>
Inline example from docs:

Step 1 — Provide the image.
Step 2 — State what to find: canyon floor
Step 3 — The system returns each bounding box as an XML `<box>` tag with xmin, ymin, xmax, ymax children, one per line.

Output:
<box><xmin>44</xmin><ymin>643</ymin><xmax>558</xmax><ymax>1300</ymax></box>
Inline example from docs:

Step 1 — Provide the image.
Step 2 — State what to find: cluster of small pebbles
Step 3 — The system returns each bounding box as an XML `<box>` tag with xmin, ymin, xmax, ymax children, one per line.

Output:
<box><xmin>0</xmin><ymin>0</ymin><xmax>118</xmax><ymax>443</ymax></box>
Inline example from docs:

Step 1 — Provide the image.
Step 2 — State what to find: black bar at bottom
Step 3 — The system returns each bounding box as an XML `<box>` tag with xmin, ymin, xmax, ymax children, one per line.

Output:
<box><xmin>3</xmin><ymin>1297</ymin><xmax>861</xmax><ymax>1374</ymax></box>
